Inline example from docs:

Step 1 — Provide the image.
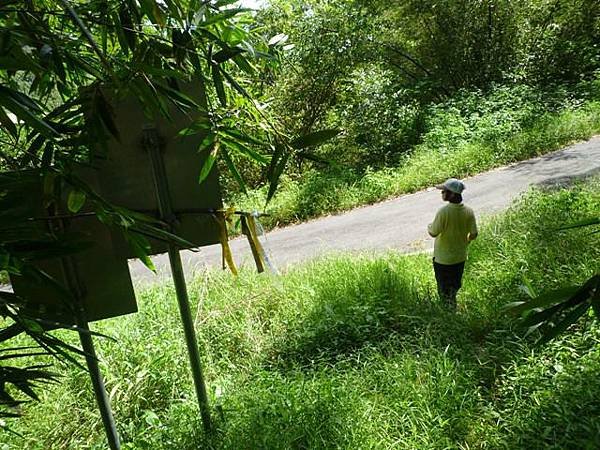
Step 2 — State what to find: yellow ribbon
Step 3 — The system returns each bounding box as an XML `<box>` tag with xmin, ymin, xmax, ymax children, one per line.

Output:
<box><xmin>241</xmin><ymin>214</ymin><xmax>266</xmax><ymax>273</ymax></box>
<box><xmin>215</xmin><ymin>208</ymin><xmax>238</xmax><ymax>276</ymax></box>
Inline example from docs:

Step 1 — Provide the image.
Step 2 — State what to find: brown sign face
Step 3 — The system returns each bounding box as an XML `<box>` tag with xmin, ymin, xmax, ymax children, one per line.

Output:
<box><xmin>10</xmin><ymin>217</ymin><xmax>138</xmax><ymax>324</ymax></box>
<box><xmin>8</xmin><ymin>80</ymin><xmax>224</xmax><ymax>323</ymax></box>
<box><xmin>91</xmin><ymin>81</ymin><xmax>223</xmax><ymax>257</ymax></box>
<box><xmin>5</xmin><ymin>171</ymin><xmax>137</xmax><ymax>324</ymax></box>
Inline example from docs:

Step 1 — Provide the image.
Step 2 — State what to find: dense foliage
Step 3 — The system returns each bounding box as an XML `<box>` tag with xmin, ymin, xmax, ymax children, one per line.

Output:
<box><xmin>245</xmin><ymin>0</ymin><xmax>600</xmax><ymax>175</ymax></box>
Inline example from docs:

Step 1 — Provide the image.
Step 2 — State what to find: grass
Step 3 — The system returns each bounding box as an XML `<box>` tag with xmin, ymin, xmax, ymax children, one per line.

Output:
<box><xmin>233</xmin><ymin>96</ymin><xmax>600</xmax><ymax>230</ymax></box>
<box><xmin>1</xmin><ymin>178</ymin><xmax>599</xmax><ymax>449</ymax></box>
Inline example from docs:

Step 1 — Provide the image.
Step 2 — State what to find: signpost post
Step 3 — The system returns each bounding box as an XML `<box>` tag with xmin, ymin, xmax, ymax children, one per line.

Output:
<box><xmin>143</xmin><ymin>125</ymin><xmax>212</xmax><ymax>431</ymax></box>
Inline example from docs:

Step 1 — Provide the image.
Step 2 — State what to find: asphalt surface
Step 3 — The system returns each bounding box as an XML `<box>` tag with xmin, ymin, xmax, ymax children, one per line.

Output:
<box><xmin>130</xmin><ymin>136</ymin><xmax>600</xmax><ymax>284</ymax></box>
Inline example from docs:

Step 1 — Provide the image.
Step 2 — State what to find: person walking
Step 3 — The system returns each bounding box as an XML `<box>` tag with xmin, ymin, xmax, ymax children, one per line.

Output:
<box><xmin>428</xmin><ymin>178</ymin><xmax>478</xmax><ymax>310</ymax></box>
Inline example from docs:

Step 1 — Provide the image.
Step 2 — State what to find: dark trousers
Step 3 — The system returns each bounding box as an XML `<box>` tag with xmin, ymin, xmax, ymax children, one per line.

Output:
<box><xmin>433</xmin><ymin>258</ymin><xmax>465</xmax><ymax>310</ymax></box>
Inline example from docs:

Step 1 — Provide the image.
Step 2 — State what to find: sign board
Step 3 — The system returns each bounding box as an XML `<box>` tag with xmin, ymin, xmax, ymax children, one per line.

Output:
<box><xmin>7</xmin><ymin>80</ymin><xmax>224</xmax><ymax>323</ymax></box>
<box><xmin>6</xmin><ymin>171</ymin><xmax>137</xmax><ymax>324</ymax></box>
<box><xmin>90</xmin><ymin>81</ymin><xmax>223</xmax><ymax>257</ymax></box>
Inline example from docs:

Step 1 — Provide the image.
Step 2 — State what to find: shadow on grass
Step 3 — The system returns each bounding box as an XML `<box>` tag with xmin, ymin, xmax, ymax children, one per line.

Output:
<box><xmin>265</xmin><ymin>258</ymin><xmax>518</xmax><ymax>385</ymax></box>
<box><xmin>501</xmin><ymin>353</ymin><xmax>600</xmax><ymax>449</ymax></box>
<box><xmin>197</xmin><ymin>382</ymin><xmax>353</xmax><ymax>450</ymax></box>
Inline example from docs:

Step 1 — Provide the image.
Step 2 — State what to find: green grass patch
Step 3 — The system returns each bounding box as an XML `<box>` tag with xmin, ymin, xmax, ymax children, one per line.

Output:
<box><xmin>1</xmin><ymin>178</ymin><xmax>599</xmax><ymax>449</ymax></box>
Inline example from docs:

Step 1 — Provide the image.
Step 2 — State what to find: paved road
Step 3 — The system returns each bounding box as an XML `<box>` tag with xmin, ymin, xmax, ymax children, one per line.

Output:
<box><xmin>130</xmin><ymin>136</ymin><xmax>600</xmax><ymax>283</ymax></box>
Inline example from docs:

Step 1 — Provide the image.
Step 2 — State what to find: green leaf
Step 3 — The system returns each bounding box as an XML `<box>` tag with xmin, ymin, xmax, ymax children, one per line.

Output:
<box><xmin>67</xmin><ymin>189</ymin><xmax>86</xmax><ymax>213</ymax></box>
<box><xmin>0</xmin><ymin>87</ymin><xmax>58</xmax><ymax>138</ymax></box>
<box><xmin>220</xmin><ymin>137</ymin><xmax>269</xmax><ymax>164</ymax></box>
<box><xmin>199</xmin><ymin>9</ymin><xmax>251</xmax><ymax>27</ymax></box>
<box><xmin>199</xmin><ymin>140</ymin><xmax>219</xmax><ymax>184</ymax></box>
<box><xmin>22</xmin><ymin>319</ymin><xmax>44</xmax><ymax>335</ymax></box>
<box><xmin>507</xmin><ymin>286</ymin><xmax>579</xmax><ymax>316</ymax></box>
<box><xmin>266</xmin><ymin>145</ymin><xmax>289</xmax><ymax>204</ymax></box>
<box><xmin>221</xmin><ymin>129</ymin><xmax>266</xmax><ymax>146</ymax></box>
<box><xmin>214</xmin><ymin>0</ymin><xmax>240</xmax><ymax>7</ymax></box>
<box><xmin>213</xmin><ymin>46</ymin><xmax>245</xmax><ymax>64</ymax></box>
<box><xmin>220</xmin><ymin>68</ymin><xmax>251</xmax><ymax>99</ymax></box>
<box><xmin>0</xmin><ymin>107</ymin><xmax>17</xmax><ymax>139</ymax></box>
<box><xmin>126</xmin><ymin>232</ymin><xmax>155</xmax><ymax>272</ymax></box>
<box><xmin>133</xmin><ymin>222</ymin><xmax>196</xmax><ymax>250</ymax></box>
<box><xmin>154</xmin><ymin>83</ymin><xmax>200</xmax><ymax>109</ymax></box>
<box><xmin>198</xmin><ymin>132</ymin><xmax>216</xmax><ymax>152</ymax></box>
<box><xmin>162</xmin><ymin>0</ymin><xmax>182</xmax><ymax>21</ymax></box>
<box><xmin>233</xmin><ymin>55</ymin><xmax>256</xmax><ymax>75</ymax></box>
<box><xmin>140</xmin><ymin>0</ymin><xmax>166</xmax><ymax>27</ymax></box>
<box><xmin>520</xmin><ymin>277</ymin><xmax>537</xmax><ymax>298</ymax></box>
<box><xmin>221</xmin><ymin>147</ymin><xmax>246</xmax><ymax>194</ymax></box>
<box><xmin>211</xmin><ymin>65</ymin><xmax>227</xmax><ymax>106</ymax></box>
<box><xmin>521</xmin><ymin>302</ymin><xmax>564</xmax><ymax>328</ymax></box>
<box><xmin>290</xmin><ymin>129</ymin><xmax>340</xmax><ymax>150</ymax></box>
<box><xmin>537</xmin><ymin>302</ymin><xmax>591</xmax><ymax>345</ymax></box>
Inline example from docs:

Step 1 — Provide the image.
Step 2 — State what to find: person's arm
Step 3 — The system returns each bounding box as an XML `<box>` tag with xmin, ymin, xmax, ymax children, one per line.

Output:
<box><xmin>467</xmin><ymin>212</ymin><xmax>478</xmax><ymax>242</ymax></box>
<box><xmin>428</xmin><ymin>210</ymin><xmax>445</xmax><ymax>237</ymax></box>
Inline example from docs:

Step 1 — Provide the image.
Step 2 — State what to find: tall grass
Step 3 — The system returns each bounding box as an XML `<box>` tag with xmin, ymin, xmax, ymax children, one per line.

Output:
<box><xmin>1</xmin><ymin>178</ymin><xmax>599</xmax><ymax>449</ymax></box>
<box><xmin>233</xmin><ymin>94</ymin><xmax>600</xmax><ymax>230</ymax></box>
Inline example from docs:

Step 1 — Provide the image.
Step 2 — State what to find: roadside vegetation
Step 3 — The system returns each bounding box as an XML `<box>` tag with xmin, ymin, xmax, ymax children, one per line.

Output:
<box><xmin>234</xmin><ymin>83</ymin><xmax>600</xmax><ymax>228</ymax></box>
<box><xmin>217</xmin><ymin>0</ymin><xmax>600</xmax><ymax>229</ymax></box>
<box><xmin>4</xmin><ymin>177</ymin><xmax>598</xmax><ymax>449</ymax></box>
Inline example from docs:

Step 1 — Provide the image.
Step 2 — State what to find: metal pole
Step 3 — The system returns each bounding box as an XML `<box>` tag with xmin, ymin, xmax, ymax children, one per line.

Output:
<box><xmin>142</xmin><ymin>126</ymin><xmax>212</xmax><ymax>432</ymax></box>
<box><xmin>58</xmin><ymin>253</ymin><xmax>121</xmax><ymax>450</ymax></box>
<box><xmin>78</xmin><ymin>322</ymin><xmax>121</xmax><ymax>450</ymax></box>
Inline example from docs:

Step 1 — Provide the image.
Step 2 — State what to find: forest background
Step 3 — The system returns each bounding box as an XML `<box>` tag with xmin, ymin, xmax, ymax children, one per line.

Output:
<box><xmin>227</xmin><ymin>0</ymin><xmax>600</xmax><ymax>228</ymax></box>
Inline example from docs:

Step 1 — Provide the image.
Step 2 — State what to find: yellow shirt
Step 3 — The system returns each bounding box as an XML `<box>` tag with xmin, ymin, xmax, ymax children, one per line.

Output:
<box><xmin>428</xmin><ymin>203</ymin><xmax>477</xmax><ymax>265</ymax></box>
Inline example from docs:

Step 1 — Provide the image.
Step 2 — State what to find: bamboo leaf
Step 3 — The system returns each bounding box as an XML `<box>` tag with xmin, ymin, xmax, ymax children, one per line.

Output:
<box><xmin>220</xmin><ymin>68</ymin><xmax>251</xmax><ymax>99</ymax></box>
<box><xmin>213</xmin><ymin>46</ymin><xmax>245</xmax><ymax>64</ymax></box>
<box><xmin>67</xmin><ymin>189</ymin><xmax>86</xmax><ymax>213</ymax></box>
<box><xmin>290</xmin><ymin>129</ymin><xmax>340</xmax><ymax>150</ymax></box>
<box><xmin>220</xmin><ymin>137</ymin><xmax>269</xmax><ymax>164</ymax></box>
<box><xmin>0</xmin><ymin>87</ymin><xmax>58</xmax><ymax>138</ymax></box>
<box><xmin>537</xmin><ymin>302</ymin><xmax>591</xmax><ymax>345</ymax></box>
<box><xmin>506</xmin><ymin>286</ymin><xmax>579</xmax><ymax>316</ymax></box>
<box><xmin>199</xmin><ymin>140</ymin><xmax>219</xmax><ymax>184</ymax></box>
<box><xmin>520</xmin><ymin>302</ymin><xmax>564</xmax><ymax>328</ymax></box>
<box><xmin>221</xmin><ymin>146</ymin><xmax>247</xmax><ymax>194</ymax></box>
<box><xmin>233</xmin><ymin>55</ymin><xmax>255</xmax><ymax>75</ymax></box>
<box><xmin>199</xmin><ymin>9</ymin><xmax>251</xmax><ymax>27</ymax></box>
<box><xmin>221</xmin><ymin>128</ymin><xmax>266</xmax><ymax>146</ymax></box>
<box><xmin>0</xmin><ymin>107</ymin><xmax>17</xmax><ymax>139</ymax></box>
<box><xmin>211</xmin><ymin>64</ymin><xmax>227</xmax><ymax>106</ymax></box>
<box><xmin>125</xmin><ymin>232</ymin><xmax>155</xmax><ymax>272</ymax></box>
<box><xmin>266</xmin><ymin>145</ymin><xmax>289</xmax><ymax>204</ymax></box>
<box><xmin>154</xmin><ymin>82</ymin><xmax>200</xmax><ymax>109</ymax></box>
